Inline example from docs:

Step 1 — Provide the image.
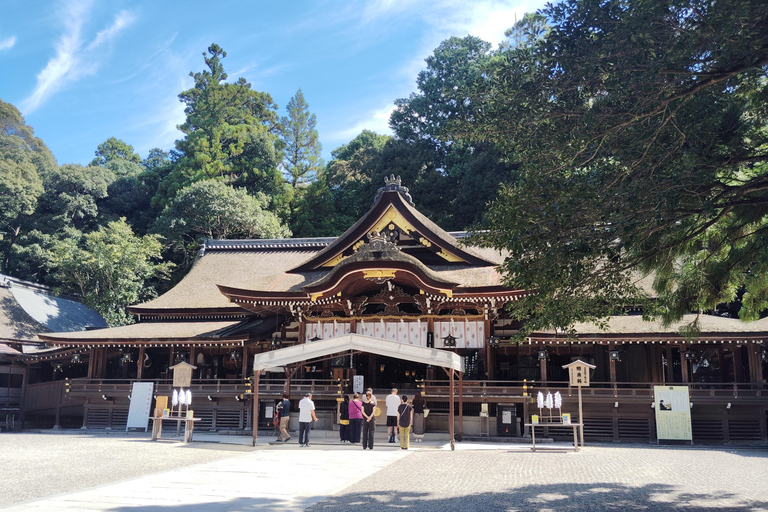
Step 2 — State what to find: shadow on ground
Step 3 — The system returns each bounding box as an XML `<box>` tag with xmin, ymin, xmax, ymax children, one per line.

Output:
<box><xmin>107</xmin><ymin>482</ymin><xmax>768</xmax><ymax>512</ymax></box>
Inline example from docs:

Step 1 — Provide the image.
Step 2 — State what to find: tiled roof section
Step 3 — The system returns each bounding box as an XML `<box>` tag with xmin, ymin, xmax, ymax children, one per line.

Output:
<box><xmin>535</xmin><ymin>313</ymin><xmax>768</xmax><ymax>336</ymax></box>
<box><xmin>131</xmin><ymin>249</ymin><xmax>327</xmax><ymax>311</ymax></box>
<box><xmin>38</xmin><ymin>320</ymin><xmax>244</xmax><ymax>343</ymax></box>
<box><xmin>0</xmin><ymin>274</ymin><xmax>107</xmax><ymax>341</ymax></box>
<box><xmin>203</xmin><ymin>238</ymin><xmax>336</xmax><ymax>251</ymax></box>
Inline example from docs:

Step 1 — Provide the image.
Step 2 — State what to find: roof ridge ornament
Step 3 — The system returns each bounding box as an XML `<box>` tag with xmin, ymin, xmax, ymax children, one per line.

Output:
<box><xmin>373</xmin><ymin>175</ymin><xmax>415</xmax><ymax>207</ymax></box>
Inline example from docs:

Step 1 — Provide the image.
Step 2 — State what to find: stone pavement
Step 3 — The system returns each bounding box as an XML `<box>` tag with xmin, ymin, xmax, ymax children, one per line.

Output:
<box><xmin>1</xmin><ymin>431</ymin><xmax>766</xmax><ymax>512</ymax></box>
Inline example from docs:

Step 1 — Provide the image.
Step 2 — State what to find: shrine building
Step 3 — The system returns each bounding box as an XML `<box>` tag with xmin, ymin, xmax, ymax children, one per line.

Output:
<box><xmin>16</xmin><ymin>176</ymin><xmax>768</xmax><ymax>444</ymax></box>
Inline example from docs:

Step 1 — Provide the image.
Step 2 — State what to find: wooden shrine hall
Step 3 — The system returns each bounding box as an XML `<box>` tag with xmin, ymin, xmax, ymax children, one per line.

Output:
<box><xmin>18</xmin><ymin>176</ymin><xmax>768</xmax><ymax>444</ymax></box>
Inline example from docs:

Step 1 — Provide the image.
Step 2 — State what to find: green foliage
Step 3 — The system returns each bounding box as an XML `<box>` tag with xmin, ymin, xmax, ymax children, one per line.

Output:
<box><xmin>280</xmin><ymin>88</ymin><xmax>323</xmax><ymax>188</ymax></box>
<box><xmin>47</xmin><ymin>219</ymin><xmax>173</xmax><ymax>326</ymax></box>
<box><xmin>454</xmin><ymin>0</ymin><xmax>768</xmax><ymax>334</ymax></box>
<box><xmin>387</xmin><ymin>36</ymin><xmax>517</xmax><ymax>230</ymax></box>
<box><xmin>90</xmin><ymin>137</ymin><xmax>141</xmax><ymax>167</ymax></box>
<box><xmin>155</xmin><ymin>44</ymin><xmax>284</xmax><ymax>209</ymax></box>
<box><xmin>0</xmin><ymin>99</ymin><xmax>55</xmax><ymax>272</ymax></box>
<box><xmin>153</xmin><ymin>179</ymin><xmax>290</xmax><ymax>268</ymax></box>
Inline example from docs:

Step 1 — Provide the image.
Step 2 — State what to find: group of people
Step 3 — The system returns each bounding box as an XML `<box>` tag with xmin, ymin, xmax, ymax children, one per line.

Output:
<box><xmin>340</xmin><ymin>388</ymin><xmax>426</xmax><ymax>450</ymax></box>
<box><xmin>276</xmin><ymin>387</ymin><xmax>427</xmax><ymax>449</ymax></box>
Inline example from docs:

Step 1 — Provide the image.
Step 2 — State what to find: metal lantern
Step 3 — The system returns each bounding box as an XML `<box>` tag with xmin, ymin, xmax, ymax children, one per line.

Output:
<box><xmin>609</xmin><ymin>350</ymin><xmax>621</xmax><ymax>362</ymax></box>
<box><xmin>442</xmin><ymin>334</ymin><xmax>457</xmax><ymax>348</ymax></box>
<box><xmin>229</xmin><ymin>350</ymin><xmax>242</xmax><ymax>362</ymax></box>
<box><xmin>71</xmin><ymin>353</ymin><xmax>82</xmax><ymax>364</ymax></box>
<box><xmin>538</xmin><ymin>349</ymin><xmax>548</xmax><ymax>360</ymax></box>
<box><xmin>270</xmin><ymin>335</ymin><xmax>283</xmax><ymax>349</ymax></box>
<box><xmin>683</xmin><ymin>350</ymin><xmax>697</xmax><ymax>361</ymax></box>
<box><xmin>487</xmin><ymin>336</ymin><xmax>501</xmax><ymax>348</ymax></box>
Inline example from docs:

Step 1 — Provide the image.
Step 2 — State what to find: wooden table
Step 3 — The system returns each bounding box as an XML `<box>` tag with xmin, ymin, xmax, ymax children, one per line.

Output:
<box><xmin>150</xmin><ymin>416</ymin><xmax>200</xmax><ymax>443</ymax></box>
<box><xmin>525</xmin><ymin>422</ymin><xmax>583</xmax><ymax>452</ymax></box>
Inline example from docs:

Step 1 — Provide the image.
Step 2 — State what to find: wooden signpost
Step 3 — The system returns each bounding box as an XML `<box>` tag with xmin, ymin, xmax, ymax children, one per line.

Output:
<box><xmin>562</xmin><ymin>359</ymin><xmax>596</xmax><ymax>447</ymax></box>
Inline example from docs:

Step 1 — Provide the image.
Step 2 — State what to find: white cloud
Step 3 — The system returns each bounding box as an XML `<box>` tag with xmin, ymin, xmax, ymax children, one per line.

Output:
<box><xmin>0</xmin><ymin>36</ymin><xmax>16</xmax><ymax>51</ymax></box>
<box><xmin>20</xmin><ymin>1</ymin><xmax>135</xmax><ymax>114</ymax></box>
<box><xmin>328</xmin><ymin>103</ymin><xmax>395</xmax><ymax>142</ymax></box>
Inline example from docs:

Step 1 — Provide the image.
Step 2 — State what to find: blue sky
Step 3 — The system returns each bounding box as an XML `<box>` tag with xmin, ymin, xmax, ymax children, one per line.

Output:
<box><xmin>1</xmin><ymin>0</ymin><xmax>547</xmax><ymax>165</ymax></box>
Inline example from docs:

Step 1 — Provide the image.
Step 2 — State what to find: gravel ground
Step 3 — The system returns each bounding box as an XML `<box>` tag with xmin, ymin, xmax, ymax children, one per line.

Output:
<box><xmin>0</xmin><ymin>432</ymin><xmax>252</xmax><ymax>505</ymax></box>
<box><xmin>308</xmin><ymin>444</ymin><xmax>768</xmax><ymax>512</ymax></box>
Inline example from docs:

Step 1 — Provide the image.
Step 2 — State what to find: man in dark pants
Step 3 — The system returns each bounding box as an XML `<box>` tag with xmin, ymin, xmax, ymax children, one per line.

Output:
<box><xmin>298</xmin><ymin>392</ymin><xmax>317</xmax><ymax>447</ymax></box>
<box><xmin>362</xmin><ymin>391</ymin><xmax>376</xmax><ymax>449</ymax></box>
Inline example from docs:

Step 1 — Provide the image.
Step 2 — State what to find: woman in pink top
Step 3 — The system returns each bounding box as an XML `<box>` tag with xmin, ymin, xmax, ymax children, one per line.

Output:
<box><xmin>348</xmin><ymin>393</ymin><xmax>364</xmax><ymax>444</ymax></box>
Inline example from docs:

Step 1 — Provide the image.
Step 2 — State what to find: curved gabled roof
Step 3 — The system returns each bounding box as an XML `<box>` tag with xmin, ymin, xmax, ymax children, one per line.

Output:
<box><xmin>290</xmin><ymin>189</ymin><xmax>498</xmax><ymax>272</ymax></box>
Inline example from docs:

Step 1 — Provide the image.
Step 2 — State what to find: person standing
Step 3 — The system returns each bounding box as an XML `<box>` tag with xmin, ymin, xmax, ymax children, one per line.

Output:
<box><xmin>298</xmin><ymin>392</ymin><xmax>318</xmax><ymax>447</ymax></box>
<box><xmin>412</xmin><ymin>391</ymin><xmax>426</xmax><ymax>443</ymax></box>
<box><xmin>365</xmin><ymin>387</ymin><xmax>377</xmax><ymax>406</ymax></box>
<box><xmin>339</xmin><ymin>394</ymin><xmax>350</xmax><ymax>442</ymax></box>
<box><xmin>348</xmin><ymin>392</ymin><xmax>364</xmax><ymax>444</ymax></box>
<box><xmin>397</xmin><ymin>394</ymin><xmax>413</xmax><ymax>450</ymax></box>
<box><xmin>385</xmin><ymin>388</ymin><xmax>400</xmax><ymax>443</ymax></box>
<box><xmin>362</xmin><ymin>392</ymin><xmax>376</xmax><ymax>449</ymax></box>
<box><xmin>277</xmin><ymin>392</ymin><xmax>291</xmax><ymax>442</ymax></box>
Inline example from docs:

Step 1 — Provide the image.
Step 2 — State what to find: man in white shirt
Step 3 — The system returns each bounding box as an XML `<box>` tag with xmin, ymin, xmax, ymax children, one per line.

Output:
<box><xmin>385</xmin><ymin>388</ymin><xmax>400</xmax><ymax>443</ymax></box>
<box><xmin>298</xmin><ymin>392</ymin><xmax>318</xmax><ymax>447</ymax></box>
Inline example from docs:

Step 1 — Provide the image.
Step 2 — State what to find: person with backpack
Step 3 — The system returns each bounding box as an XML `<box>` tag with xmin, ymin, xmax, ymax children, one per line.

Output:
<box><xmin>397</xmin><ymin>394</ymin><xmax>413</xmax><ymax>450</ymax></box>
<box><xmin>277</xmin><ymin>392</ymin><xmax>291</xmax><ymax>442</ymax></box>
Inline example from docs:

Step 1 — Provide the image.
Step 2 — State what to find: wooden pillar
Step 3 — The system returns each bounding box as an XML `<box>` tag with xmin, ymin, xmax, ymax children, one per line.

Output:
<box><xmin>650</xmin><ymin>345</ymin><xmax>662</xmax><ymax>383</ymax></box>
<box><xmin>731</xmin><ymin>344</ymin><xmax>744</xmax><ymax>383</ymax></box>
<box><xmin>448</xmin><ymin>368</ymin><xmax>455</xmax><ymax>447</ymax></box>
<box><xmin>681</xmin><ymin>346</ymin><xmax>690</xmax><ymax>383</ymax></box>
<box><xmin>665</xmin><ymin>346</ymin><xmax>674</xmax><ymax>383</ymax></box>
<box><xmin>87</xmin><ymin>347</ymin><xmax>96</xmax><ymax>379</ymax></box>
<box><xmin>609</xmin><ymin>342</ymin><xmax>618</xmax><ymax>397</ymax></box>
<box><xmin>458</xmin><ymin>371</ymin><xmax>464</xmax><ymax>441</ymax></box>
<box><xmin>137</xmin><ymin>347</ymin><xmax>145</xmax><ymax>380</ymax></box>
<box><xmin>747</xmin><ymin>344</ymin><xmax>764</xmax><ymax>384</ymax></box>
<box><xmin>241</xmin><ymin>345</ymin><xmax>249</xmax><ymax>378</ymax></box>
<box><xmin>539</xmin><ymin>348</ymin><xmax>548</xmax><ymax>384</ymax></box>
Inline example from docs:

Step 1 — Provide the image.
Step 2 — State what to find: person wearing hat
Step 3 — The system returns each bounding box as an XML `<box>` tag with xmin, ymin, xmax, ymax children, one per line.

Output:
<box><xmin>298</xmin><ymin>392</ymin><xmax>318</xmax><ymax>447</ymax></box>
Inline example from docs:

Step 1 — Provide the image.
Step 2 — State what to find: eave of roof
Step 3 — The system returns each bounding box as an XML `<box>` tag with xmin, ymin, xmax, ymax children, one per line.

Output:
<box><xmin>290</xmin><ymin>190</ymin><xmax>496</xmax><ymax>272</ymax></box>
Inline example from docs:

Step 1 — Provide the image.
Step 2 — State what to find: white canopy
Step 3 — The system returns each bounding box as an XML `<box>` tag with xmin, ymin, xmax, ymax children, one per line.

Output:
<box><xmin>253</xmin><ymin>333</ymin><xmax>464</xmax><ymax>372</ymax></box>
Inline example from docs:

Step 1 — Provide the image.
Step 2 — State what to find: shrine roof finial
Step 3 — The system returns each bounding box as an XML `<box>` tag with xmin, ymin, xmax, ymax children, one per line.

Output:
<box><xmin>373</xmin><ymin>175</ymin><xmax>415</xmax><ymax>207</ymax></box>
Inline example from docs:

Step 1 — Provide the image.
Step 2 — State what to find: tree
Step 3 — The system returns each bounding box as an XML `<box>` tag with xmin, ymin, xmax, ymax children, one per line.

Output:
<box><xmin>155</xmin><ymin>44</ymin><xmax>284</xmax><ymax>208</ymax></box>
<box><xmin>280</xmin><ymin>88</ymin><xmax>323</xmax><ymax>188</ymax></box>
<box><xmin>90</xmin><ymin>137</ymin><xmax>141</xmax><ymax>167</ymax></box>
<box><xmin>153</xmin><ymin>179</ymin><xmax>290</xmax><ymax>268</ymax></box>
<box><xmin>388</xmin><ymin>36</ymin><xmax>517</xmax><ymax>230</ymax></box>
<box><xmin>0</xmin><ymin>99</ymin><xmax>55</xmax><ymax>273</ymax></box>
<box><xmin>452</xmin><ymin>0</ymin><xmax>768</xmax><ymax>334</ymax></box>
<box><xmin>47</xmin><ymin>218</ymin><xmax>173</xmax><ymax>326</ymax></box>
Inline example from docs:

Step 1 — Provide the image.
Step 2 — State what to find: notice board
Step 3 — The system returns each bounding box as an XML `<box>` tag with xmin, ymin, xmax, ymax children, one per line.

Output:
<box><xmin>653</xmin><ymin>385</ymin><xmax>692</xmax><ymax>441</ymax></box>
<box><xmin>126</xmin><ymin>382</ymin><xmax>154</xmax><ymax>431</ymax></box>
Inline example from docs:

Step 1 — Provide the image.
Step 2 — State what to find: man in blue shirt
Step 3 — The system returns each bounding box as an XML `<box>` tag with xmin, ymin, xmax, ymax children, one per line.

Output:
<box><xmin>277</xmin><ymin>392</ymin><xmax>291</xmax><ymax>442</ymax></box>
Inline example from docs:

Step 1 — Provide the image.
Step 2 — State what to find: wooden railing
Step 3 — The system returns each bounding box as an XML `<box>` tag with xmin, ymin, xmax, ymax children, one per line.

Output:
<box><xmin>63</xmin><ymin>377</ymin><xmax>766</xmax><ymax>403</ymax></box>
<box><xmin>64</xmin><ymin>377</ymin><xmax>346</xmax><ymax>398</ymax></box>
<box><xmin>421</xmin><ymin>380</ymin><xmax>766</xmax><ymax>402</ymax></box>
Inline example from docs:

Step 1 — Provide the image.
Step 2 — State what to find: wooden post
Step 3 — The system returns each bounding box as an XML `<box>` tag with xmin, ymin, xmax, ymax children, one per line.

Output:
<box><xmin>458</xmin><ymin>371</ymin><xmax>464</xmax><ymax>441</ymax></box>
<box><xmin>540</xmin><ymin>351</ymin><xmax>548</xmax><ymax>384</ymax></box>
<box><xmin>665</xmin><ymin>345</ymin><xmax>674</xmax><ymax>383</ymax></box>
<box><xmin>137</xmin><ymin>347</ymin><xmax>145</xmax><ymax>380</ymax></box>
<box><xmin>609</xmin><ymin>342</ymin><xmax>617</xmax><ymax>395</ymax></box>
<box><xmin>241</xmin><ymin>345</ymin><xmax>249</xmax><ymax>379</ymax></box>
<box><xmin>87</xmin><ymin>348</ymin><xmax>96</xmax><ymax>379</ymax></box>
<box><xmin>578</xmin><ymin>384</ymin><xmax>584</xmax><ymax>447</ymax></box>
<box><xmin>252</xmin><ymin>369</ymin><xmax>262</xmax><ymax>447</ymax></box>
<box><xmin>448</xmin><ymin>368</ymin><xmax>455</xmax><ymax>449</ymax></box>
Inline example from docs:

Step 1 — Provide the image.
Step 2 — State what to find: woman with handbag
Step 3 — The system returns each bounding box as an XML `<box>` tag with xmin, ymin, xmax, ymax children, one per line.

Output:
<box><xmin>348</xmin><ymin>392</ymin><xmax>364</xmax><ymax>444</ymax></box>
<box><xmin>412</xmin><ymin>391</ymin><xmax>426</xmax><ymax>443</ymax></box>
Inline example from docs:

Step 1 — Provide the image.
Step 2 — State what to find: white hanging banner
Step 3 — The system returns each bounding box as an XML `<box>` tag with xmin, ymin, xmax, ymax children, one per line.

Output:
<box><xmin>305</xmin><ymin>322</ymin><xmax>351</xmax><ymax>342</ymax></box>
<box><xmin>126</xmin><ymin>382</ymin><xmax>154</xmax><ymax>432</ymax></box>
<box><xmin>434</xmin><ymin>320</ymin><xmax>485</xmax><ymax>348</ymax></box>
<box><xmin>355</xmin><ymin>321</ymin><xmax>427</xmax><ymax>346</ymax></box>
